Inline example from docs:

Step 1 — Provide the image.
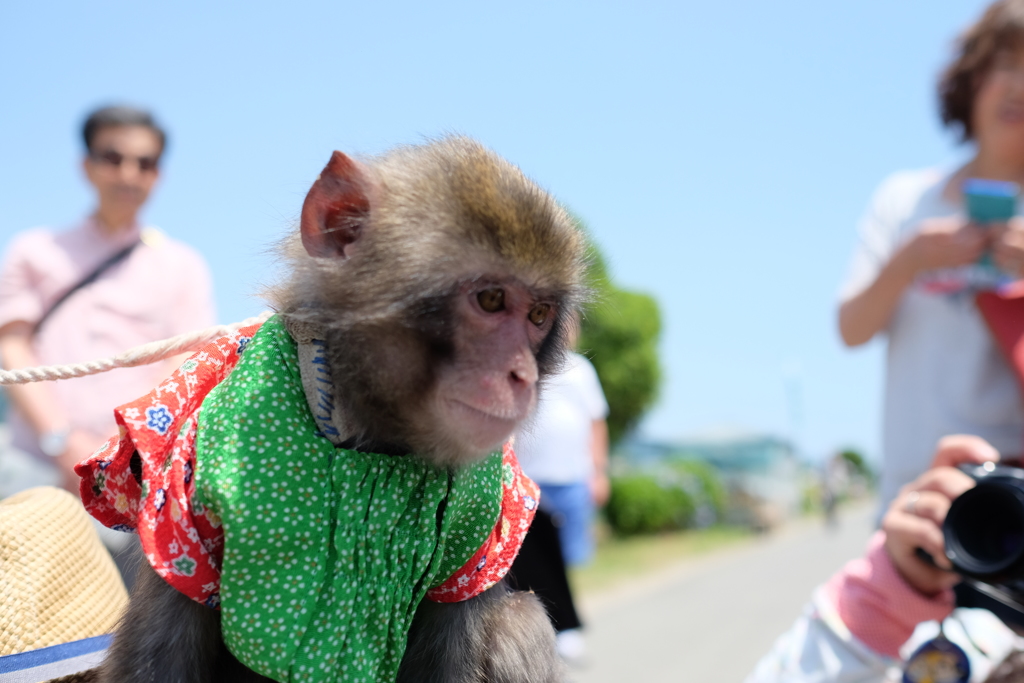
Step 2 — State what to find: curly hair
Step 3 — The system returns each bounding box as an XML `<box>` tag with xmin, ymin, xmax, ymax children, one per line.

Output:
<box><xmin>940</xmin><ymin>0</ymin><xmax>1024</xmax><ymax>141</ymax></box>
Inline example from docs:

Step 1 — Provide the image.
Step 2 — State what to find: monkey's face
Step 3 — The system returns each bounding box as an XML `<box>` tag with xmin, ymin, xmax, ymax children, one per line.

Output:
<box><xmin>422</xmin><ymin>278</ymin><xmax>557</xmax><ymax>461</ymax></box>
<box><xmin>281</xmin><ymin>139</ymin><xmax>587</xmax><ymax>467</ymax></box>
<box><xmin>318</xmin><ymin>270</ymin><xmax>566</xmax><ymax>467</ymax></box>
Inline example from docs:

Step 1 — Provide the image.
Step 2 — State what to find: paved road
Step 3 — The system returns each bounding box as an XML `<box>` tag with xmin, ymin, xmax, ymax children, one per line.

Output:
<box><xmin>573</xmin><ymin>502</ymin><xmax>877</xmax><ymax>683</ymax></box>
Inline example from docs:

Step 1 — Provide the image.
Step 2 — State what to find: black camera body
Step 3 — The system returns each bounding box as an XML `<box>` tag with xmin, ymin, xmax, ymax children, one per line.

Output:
<box><xmin>943</xmin><ymin>462</ymin><xmax>1024</xmax><ymax>626</ymax></box>
<box><xmin>945</xmin><ymin>462</ymin><xmax>1024</xmax><ymax>581</ymax></box>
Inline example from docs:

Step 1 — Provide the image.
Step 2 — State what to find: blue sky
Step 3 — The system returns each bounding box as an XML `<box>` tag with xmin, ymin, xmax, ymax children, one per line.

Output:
<box><xmin>0</xmin><ymin>1</ymin><xmax>995</xmax><ymax>461</ymax></box>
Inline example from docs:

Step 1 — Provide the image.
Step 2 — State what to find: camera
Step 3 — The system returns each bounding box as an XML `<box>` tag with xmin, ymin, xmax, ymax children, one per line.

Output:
<box><xmin>945</xmin><ymin>462</ymin><xmax>1024</xmax><ymax>580</ymax></box>
<box><xmin>943</xmin><ymin>461</ymin><xmax>1024</xmax><ymax>627</ymax></box>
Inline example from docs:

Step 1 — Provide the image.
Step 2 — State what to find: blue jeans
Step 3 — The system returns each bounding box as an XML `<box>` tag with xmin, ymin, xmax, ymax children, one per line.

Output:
<box><xmin>537</xmin><ymin>481</ymin><xmax>594</xmax><ymax>566</ymax></box>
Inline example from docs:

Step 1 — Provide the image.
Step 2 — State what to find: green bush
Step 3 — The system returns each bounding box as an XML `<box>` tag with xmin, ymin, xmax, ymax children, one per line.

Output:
<box><xmin>801</xmin><ymin>480</ymin><xmax>824</xmax><ymax>514</ymax></box>
<box><xmin>668</xmin><ymin>459</ymin><xmax>728</xmax><ymax>522</ymax></box>
<box><xmin>839</xmin><ymin>448</ymin><xmax>876</xmax><ymax>486</ymax></box>
<box><xmin>606</xmin><ymin>474</ymin><xmax>694</xmax><ymax>535</ymax></box>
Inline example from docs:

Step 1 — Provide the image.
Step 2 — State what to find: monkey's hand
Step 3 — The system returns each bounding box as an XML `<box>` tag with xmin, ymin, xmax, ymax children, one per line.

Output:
<box><xmin>397</xmin><ymin>580</ymin><xmax>564</xmax><ymax>683</ymax></box>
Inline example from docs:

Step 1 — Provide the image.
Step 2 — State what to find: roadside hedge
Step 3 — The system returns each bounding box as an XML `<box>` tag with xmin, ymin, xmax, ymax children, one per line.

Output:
<box><xmin>605</xmin><ymin>459</ymin><xmax>727</xmax><ymax>536</ymax></box>
<box><xmin>605</xmin><ymin>474</ymin><xmax>694</xmax><ymax>535</ymax></box>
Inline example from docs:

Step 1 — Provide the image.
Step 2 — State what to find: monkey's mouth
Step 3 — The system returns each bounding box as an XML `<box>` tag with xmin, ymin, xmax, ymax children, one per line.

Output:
<box><xmin>442</xmin><ymin>399</ymin><xmax>528</xmax><ymax>451</ymax></box>
<box><xmin>446</xmin><ymin>399</ymin><xmax>524</xmax><ymax>425</ymax></box>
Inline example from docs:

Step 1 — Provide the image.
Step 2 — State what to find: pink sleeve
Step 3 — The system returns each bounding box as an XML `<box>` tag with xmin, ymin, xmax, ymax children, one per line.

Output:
<box><xmin>823</xmin><ymin>531</ymin><xmax>955</xmax><ymax>658</ymax></box>
<box><xmin>0</xmin><ymin>231</ymin><xmax>45</xmax><ymax>329</ymax></box>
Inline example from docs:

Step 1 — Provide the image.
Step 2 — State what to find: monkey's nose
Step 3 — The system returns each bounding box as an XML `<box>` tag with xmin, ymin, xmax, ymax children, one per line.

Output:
<box><xmin>508</xmin><ymin>355</ymin><xmax>538</xmax><ymax>387</ymax></box>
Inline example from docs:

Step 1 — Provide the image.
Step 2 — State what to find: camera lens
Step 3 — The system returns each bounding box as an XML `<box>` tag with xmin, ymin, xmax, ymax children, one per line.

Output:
<box><xmin>945</xmin><ymin>482</ymin><xmax>1024</xmax><ymax>579</ymax></box>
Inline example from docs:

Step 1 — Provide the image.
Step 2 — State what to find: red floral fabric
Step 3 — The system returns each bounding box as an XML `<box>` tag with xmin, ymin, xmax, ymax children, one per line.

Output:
<box><xmin>427</xmin><ymin>440</ymin><xmax>539</xmax><ymax>602</ymax></box>
<box><xmin>77</xmin><ymin>325</ymin><xmax>260</xmax><ymax>606</ymax></box>
<box><xmin>76</xmin><ymin>323</ymin><xmax>538</xmax><ymax>606</ymax></box>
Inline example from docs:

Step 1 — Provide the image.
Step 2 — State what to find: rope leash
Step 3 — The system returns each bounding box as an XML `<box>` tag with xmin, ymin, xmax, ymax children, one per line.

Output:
<box><xmin>0</xmin><ymin>311</ymin><xmax>274</xmax><ymax>385</ymax></box>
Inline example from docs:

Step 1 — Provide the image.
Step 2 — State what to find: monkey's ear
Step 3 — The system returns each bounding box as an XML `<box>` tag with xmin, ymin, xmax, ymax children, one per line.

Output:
<box><xmin>300</xmin><ymin>151</ymin><xmax>372</xmax><ymax>258</ymax></box>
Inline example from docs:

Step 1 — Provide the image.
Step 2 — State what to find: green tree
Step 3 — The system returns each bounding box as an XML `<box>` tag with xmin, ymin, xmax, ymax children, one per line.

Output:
<box><xmin>575</xmin><ymin>219</ymin><xmax>662</xmax><ymax>445</ymax></box>
<box><xmin>839</xmin><ymin>448</ymin><xmax>875</xmax><ymax>484</ymax></box>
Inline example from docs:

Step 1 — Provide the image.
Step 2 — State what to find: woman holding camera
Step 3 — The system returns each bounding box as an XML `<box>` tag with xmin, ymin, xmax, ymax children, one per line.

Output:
<box><xmin>746</xmin><ymin>436</ymin><xmax>1024</xmax><ymax>682</ymax></box>
<box><xmin>840</xmin><ymin>0</ymin><xmax>1024</xmax><ymax>511</ymax></box>
<box><xmin>747</xmin><ymin>3</ymin><xmax>1024</xmax><ymax>680</ymax></box>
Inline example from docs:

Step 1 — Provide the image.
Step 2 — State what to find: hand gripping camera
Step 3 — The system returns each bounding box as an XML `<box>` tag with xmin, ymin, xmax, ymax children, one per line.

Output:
<box><xmin>943</xmin><ymin>462</ymin><xmax>1024</xmax><ymax>627</ymax></box>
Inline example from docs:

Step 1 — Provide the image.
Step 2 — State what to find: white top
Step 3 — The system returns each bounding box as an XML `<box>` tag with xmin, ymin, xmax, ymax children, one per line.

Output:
<box><xmin>841</xmin><ymin>168</ymin><xmax>1024</xmax><ymax>507</ymax></box>
<box><xmin>514</xmin><ymin>352</ymin><xmax>609</xmax><ymax>485</ymax></box>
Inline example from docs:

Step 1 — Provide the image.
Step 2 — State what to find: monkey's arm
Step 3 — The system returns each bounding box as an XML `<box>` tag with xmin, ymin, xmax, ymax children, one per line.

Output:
<box><xmin>99</xmin><ymin>561</ymin><xmax>235</xmax><ymax>683</ymax></box>
<box><xmin>397</xmin><ymin>580</ymin><xmax>563</xmax><ymax>683</ymax></box>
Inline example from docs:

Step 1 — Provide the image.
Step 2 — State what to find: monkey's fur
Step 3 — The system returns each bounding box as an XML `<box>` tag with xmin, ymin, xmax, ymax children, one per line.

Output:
<box><xmin>273</xmin><ymin>137</ymin><xmax>588</xmax><ymax>465</ymax></box>
<box><xmin>90</xmin><ymin>137</ymin><xmax>587</xmax><ymax>683</ymax></box>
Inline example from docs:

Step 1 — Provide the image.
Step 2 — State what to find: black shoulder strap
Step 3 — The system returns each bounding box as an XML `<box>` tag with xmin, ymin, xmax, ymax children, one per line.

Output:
<box><xmin>33</xmin><ymin>239</ymin><xmax>142</xmax><ymax>336</ymax></box>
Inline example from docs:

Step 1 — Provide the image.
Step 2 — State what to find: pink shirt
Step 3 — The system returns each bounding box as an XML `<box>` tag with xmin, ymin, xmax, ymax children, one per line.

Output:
<box><xmin>0</xmin><ymin>218</ymin><xmax>215</xmax><ymax>455</ymax></box>
<box><xmin>823</xmin><ymin>531</ymin><xmax>956</xmax><ymax>658</ymax></box>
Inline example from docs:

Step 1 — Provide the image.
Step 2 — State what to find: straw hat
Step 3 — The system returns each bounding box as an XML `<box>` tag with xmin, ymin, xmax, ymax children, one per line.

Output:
<box><xmin>0</xmin><ymin>486</ymin><xmax>128</xmax><ymax>656</ymax></box>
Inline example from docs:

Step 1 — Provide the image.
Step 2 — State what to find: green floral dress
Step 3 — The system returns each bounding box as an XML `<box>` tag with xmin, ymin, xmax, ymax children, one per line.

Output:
<box><xmin>78</xmin><ymin>316</ymin><xmax>541</xmax><ymax>683</ymax></box>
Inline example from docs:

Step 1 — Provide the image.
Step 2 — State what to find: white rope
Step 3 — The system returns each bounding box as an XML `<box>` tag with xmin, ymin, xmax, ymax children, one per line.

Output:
<box><xmin>0</xmin><ymin>311</ymin><xmax>275</xmax><ymax>385</ymax></box>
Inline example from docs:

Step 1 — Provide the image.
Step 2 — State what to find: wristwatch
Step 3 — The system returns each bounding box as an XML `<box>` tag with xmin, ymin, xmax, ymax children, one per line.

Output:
<box><xmin>39</xmin><ymin>429</ymin><xmax>70</xmax><ymax>458</ymax></box>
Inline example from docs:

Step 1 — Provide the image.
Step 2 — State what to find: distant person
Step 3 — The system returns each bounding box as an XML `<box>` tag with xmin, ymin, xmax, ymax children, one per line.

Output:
<box><xmin>822</xmin><ymin>453</ymin><xmax>849</xmax><ymax>529</ymax></box>
<box><xmin>0</xmin><ymin>105</ymin><xmax>215</xmax><ymax>496</ymax></box>
<box><xmin>839</xmin><ymin>0</ymin><xmax>1024</xmax><ymax>509</ymax></box>
<box><xmin>745</xmin><ymin>436</ymin><xmax>1024</xmax><ymax>683</ymax></box>
<box><xmin>509</xmin><ymin>341</ymin><xmax>610</xmax><ymax>664</ymax></box>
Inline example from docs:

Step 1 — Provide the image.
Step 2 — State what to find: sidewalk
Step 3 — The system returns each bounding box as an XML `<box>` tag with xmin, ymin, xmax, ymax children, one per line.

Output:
<box><xmin>572</xmin><ymin>502</ymin><xmax>877</xmax><ymax>683</ymax></box>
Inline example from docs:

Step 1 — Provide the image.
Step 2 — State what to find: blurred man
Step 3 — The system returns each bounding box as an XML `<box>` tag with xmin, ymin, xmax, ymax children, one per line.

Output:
<box><xmin>0</xmin><ymin>105</ymin><xmax>215</xmax><ymax>495</ymax></box>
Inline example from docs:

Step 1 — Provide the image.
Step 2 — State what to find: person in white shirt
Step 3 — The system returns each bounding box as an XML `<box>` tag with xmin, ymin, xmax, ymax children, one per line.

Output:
<box><xmin>515</xmin><ymin>351</ymin><xmax>610</xmax><ymax>565</ymax></box>
<box><xmin>509</xmin><ymin>349</ymin><xmax>609</xmax><ymax>663</ymax></box>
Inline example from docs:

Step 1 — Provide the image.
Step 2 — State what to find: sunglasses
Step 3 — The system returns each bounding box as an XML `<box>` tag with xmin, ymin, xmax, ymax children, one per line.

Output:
<box><xmin>90</xmin><ymin>149</ymin><xmax>160</xmax><ymax>173</ymax></box>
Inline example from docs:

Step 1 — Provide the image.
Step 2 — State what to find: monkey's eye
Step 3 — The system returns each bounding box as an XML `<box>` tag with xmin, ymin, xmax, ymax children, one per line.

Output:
<box><xmin>528</xmin><ymin>303</ymin><xmax>551</xmax><ymax>327</ymax></box>
<box><xmin>477</xmin><ymin>288</ymin><xmax>506</xmax><ymax>312</ymax></box>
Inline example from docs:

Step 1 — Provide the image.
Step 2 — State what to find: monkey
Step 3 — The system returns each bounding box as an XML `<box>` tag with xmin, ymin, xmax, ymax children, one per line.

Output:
<box><xmin>74</xmin><ymin>136</ymin><xmax>589</xmax><ymax>683</ymax></box>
